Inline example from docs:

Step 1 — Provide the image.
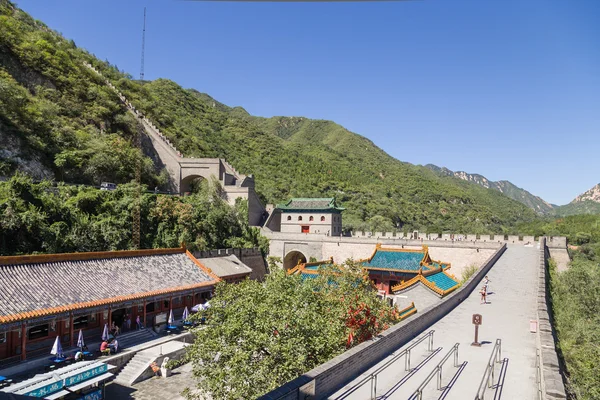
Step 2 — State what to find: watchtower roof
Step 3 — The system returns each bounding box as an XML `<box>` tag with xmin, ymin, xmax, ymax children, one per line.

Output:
<box><xmin>276</xmin><ymin>198</ymin><xmax>345</xmax><ymax>212</ymax></box>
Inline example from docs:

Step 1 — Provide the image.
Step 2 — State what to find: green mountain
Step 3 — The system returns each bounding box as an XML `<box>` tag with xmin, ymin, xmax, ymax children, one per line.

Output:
<box><xmin>425</xmin><ymin>165</ymin><xmax>556</xmax><ymax>214</ymax></box>
<box><xmin>553</xmin><ymin>184</ymin><xmax>600</xmax><ymax>216</ymax></box>
<box><xmin>0</xmin><ymin>0</ymin><xmax>538</xmax><ymax>235</ymax></box>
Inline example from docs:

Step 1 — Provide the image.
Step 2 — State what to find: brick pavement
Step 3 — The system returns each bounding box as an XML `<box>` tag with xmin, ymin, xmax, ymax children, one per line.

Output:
<box><xmin>105</xmin><ymin>363</ymin><xmax>204</xmax><ymax>399</ymax></box>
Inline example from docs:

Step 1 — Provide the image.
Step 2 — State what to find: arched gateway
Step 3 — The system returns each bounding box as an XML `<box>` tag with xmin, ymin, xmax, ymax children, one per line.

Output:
<box><xmin>283</xmin><ymin>250</ymin><xmax>307</xmax><ymax>270</ymax></box>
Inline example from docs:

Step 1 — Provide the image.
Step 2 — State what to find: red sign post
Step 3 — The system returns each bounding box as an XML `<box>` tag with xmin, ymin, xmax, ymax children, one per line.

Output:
<box><xmin>471</xmin><ymin>314</ymin><xmax>482</xmax><ymax>347</ymax></box>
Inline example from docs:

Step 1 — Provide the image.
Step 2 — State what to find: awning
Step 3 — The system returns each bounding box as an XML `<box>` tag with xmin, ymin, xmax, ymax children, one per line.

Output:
<box><xmin>66</xmin><ymin>372</ymin><xmax>114</xmax><ymax>392</ymax></box>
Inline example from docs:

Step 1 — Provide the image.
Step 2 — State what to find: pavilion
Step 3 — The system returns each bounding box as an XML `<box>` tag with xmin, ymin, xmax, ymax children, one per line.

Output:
<box><xmin>289</xmin><ymin>244</ymin><xmax>460</xmax><ymax>297</ymax></box>
<box><xmin>0</xmin><ymin>246</ymin><xmax>220</xmax><ymax>367</ymax></box>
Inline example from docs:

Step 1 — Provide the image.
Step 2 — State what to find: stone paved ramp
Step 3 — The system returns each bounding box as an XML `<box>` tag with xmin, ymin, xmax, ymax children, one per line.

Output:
<box><xmin>330</xmin><ymin>244</ymin><xmax>540</xmax><ymax>400</ymax></box>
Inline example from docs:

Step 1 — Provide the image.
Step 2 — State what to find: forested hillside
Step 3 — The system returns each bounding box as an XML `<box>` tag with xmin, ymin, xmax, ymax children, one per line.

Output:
<box><xmin>112</xmin><ymin>79</ymin><xmax>538</xmax><ymax>233</ymax></box>
<box><xmin>0</xmin><ymin>173</ymin><xmax>266</xmax><ymax>256</ymax></box>
<box><xmin>0</xmin><ymin>1</ymin><xmax>165</xmax><ymax>187</ymax></box>
<box><xmin>0</xmin><ymin>0</ymin><xmax>538</xmax><ymax>236</ymax></box>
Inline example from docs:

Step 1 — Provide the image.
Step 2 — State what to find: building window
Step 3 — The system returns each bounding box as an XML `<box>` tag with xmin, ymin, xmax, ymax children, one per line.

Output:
<box><xmin>301</xmin><ymin>225</ymin><xmax>310</xmax><ymax>233</ymax></box>
<box><xmin>28</xmin><ymin>324</ymin><xmax>49</xmax><ymax>341</ymax></box>
<box><xmin>74</xmin><ymin>316</ymin><xmax>89</xmax><ymax>329</ymax></box>
<box><xmin>287</xmin><ymin>216</ymin><xmax>291</xmax><ymax>221</ymax></box>
<box><xmin>321</xmin><ymin>216</ymin><xmax>325</xmax><ymax>222</ymax></box>
<box><xmin>163</xmin><ymin>300</ymin><xmax>170</xmax><ymax>309</ymax></box>
<box><xmin>309</xmin><ymin>216</ymin><xmax>314</xmax><ymax>221</ymax></box>
<box><xmin>298</xmin><ymin>216</ymin><xmax>302</xmax><ymax>221</ymax></box>
<box><xmin>146</xmin><ymin>302</ymin><xmax>155</xmax><ymax>313</ymax></box>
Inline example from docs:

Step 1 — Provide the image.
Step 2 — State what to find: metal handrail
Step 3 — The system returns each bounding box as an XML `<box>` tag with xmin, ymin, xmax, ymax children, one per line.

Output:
<box><xmin>410</xmin><ymin>343</ymin><xmax>460</xmax><ymax>400</ymax></box>
<box><xmin>371</xmin><ymin>330</ymin><xmax>435</xmax><ymax>399</ymax></box>
<box><xmin>337</xmin><ymin>330</ymin><xmax>434</xmax><ymax>400</ymax></box>
<box><xmin>474</xmin><ymin>338</ymin><xmax>502</xmax><ymax>400</ymax></box>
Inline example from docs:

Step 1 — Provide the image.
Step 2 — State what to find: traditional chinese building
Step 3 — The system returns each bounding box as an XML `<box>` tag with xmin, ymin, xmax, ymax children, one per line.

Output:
<box><xmin>266</xmin><ymin>198</ymin><xmax>345</xmax><ymax>236</ymax></box>
<box><xmin>289</xmin><ymin>244</ymin><xmax>459</xmax><ymax>297</ymax></box>
<box><xmin>0</xmin><ymin>246</ymin><xmax>220</xmax><ymax>367</ymax></box>
<box><xmin>196</xmin><ymin>254</ymin><xmax>253</xmax><ymax>284</ymax></box>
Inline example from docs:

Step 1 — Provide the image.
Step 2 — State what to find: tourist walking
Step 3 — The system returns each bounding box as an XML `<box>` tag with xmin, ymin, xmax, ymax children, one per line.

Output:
<box><xmin>484</xmin><ymin>276</ymin><xmax>491</xmax><ymax>294</ymax></box>
<box><xmin>480</xmin><ymin>286</ymin><xmax>487</xmax><ymax>304</ymax></box>
<box><xmin>136</xmin><ymin>315</ymin><xmax>143</xmax><ymax>330</ymax></box>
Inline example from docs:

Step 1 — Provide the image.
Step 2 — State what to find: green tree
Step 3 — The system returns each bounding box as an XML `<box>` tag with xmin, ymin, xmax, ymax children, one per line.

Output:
<box><xmin>183</xmin><ymin>262</ymin><xmax>398</xmax><ymax>399</ymax></box>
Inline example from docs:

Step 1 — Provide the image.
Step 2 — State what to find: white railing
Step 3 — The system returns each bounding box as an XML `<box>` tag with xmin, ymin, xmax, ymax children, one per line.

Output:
<box><xmin>333</xmin><ymin>330</ymin><xmax>435</xmax><ymax>400</ymax></box>
<box><xmin>474</xmin><ymin>338</ymin><xmax>503</xmax><ymax>400</ymax></box>
<box><xmin>410</xmin><ymin>343</ymin><xmax>460</xmax><ymax>400</ymax></box>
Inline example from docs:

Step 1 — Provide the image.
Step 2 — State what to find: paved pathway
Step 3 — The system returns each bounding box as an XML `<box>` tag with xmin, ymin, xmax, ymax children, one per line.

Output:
<box><xmin>106</xmin><ymin>362</ymin><xmax>203</xmax><ymax>399</ymax></box>
<box><xmin>330</xmin><ymin>244</ymin><xmax>540</xmax><ymax>400</ymax></box>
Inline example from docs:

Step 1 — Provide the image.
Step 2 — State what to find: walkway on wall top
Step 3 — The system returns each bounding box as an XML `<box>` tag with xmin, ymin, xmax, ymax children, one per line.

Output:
<box><xmin>330</xmin><ymin>244</ymin><xmax>541</xmax><ymax>400</ymax></box>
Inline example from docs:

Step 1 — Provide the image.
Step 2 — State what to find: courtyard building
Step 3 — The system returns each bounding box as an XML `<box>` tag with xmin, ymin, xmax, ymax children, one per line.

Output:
<box><xmin>0</xmin><ymin>246</ymin><xmax>220</xmax><ymax>368</ymax></box>
<box><xmin>289</xmin><ymin>244</ymin><xmax>459</xmax><ymax>296</ymax></box>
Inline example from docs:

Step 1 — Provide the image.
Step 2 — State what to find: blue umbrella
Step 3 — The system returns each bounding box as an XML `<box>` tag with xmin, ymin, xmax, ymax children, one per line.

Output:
<box><xmin>50</xmin><ymin>336</ymin><xmax>63</xmax><ymax>357</ymax></box>
<box><xmin>101</xmin><ymin>323</ymin><xmax>109</xmax><ymax>341</ymax></box>
<box><xmin>182</xmin><ymin>307</ymin><xmax>189</xmax><ymax>321</ymax></box>
<box><xmin>76</xmin><ymin>329</ymin><xmax>85</xmax><ymax>350</ymax></box>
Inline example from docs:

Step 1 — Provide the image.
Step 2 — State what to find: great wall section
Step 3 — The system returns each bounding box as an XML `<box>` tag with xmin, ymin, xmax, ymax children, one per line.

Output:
<box><xmin>82</xmin><ymin>63</ymin><xmax>569</xmax><ymax>399</ymax></box>
<box><xmin>261</xmin><ymin>237</ymin><xmax>568</xmax><ymax>400</ymax></box>
<box><xmin>83</xmin><ymin>63</ymin><xmax>266</xmax><ymax>226</ymax></box>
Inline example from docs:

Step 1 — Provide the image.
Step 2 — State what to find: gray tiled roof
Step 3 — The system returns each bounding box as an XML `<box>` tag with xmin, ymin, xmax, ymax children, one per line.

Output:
<box><xmin>276</xmin><ymin>198</ymin><xmax>345</xmax><ymax>211</ymax></box>
<box><xmin>198</xmin><ymin>255</ymin><xmax>252</xmax><ymax>279</ymax></box>
<box><xmin>0</xmin><ymin>253</ymin><xmax>215</xmax><ymax>319</ymax></box>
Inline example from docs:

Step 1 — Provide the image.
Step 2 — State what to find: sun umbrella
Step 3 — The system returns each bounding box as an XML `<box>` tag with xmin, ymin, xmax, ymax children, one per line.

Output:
<box><xmin>101</xmin><ymin>323</ymin><xmax>109</xmax><ymax>341</ymax></box>
<box><xmin>191</xmin><ymin>304</ymin><xmax>202</xmax><ymax>313</ymax></box>
<box><xmin>201</xmin><ymin>301</ymin><xmax>211</xmax><ymax>310</ymax></box>
<box><xmin>76</xmin><ymin>329</ymin><xmax>85</xmax><ymax>350</ymax></box>
<box><xmin>168</xmin><ymin>309</ymin><xmax>174</xmax><ymax>325</ymax></box>
<box><xmin>182</xmin><ymin>306</ymin><xmax>189</xmax><ymax>321</ymax></box>
<box><xmin>50</xmin><ymin>336</ymin><xmax>63</xmax><ymax>357</ymax></box>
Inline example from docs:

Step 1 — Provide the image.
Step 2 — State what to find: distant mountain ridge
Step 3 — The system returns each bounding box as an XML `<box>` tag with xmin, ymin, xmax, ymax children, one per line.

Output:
<box><xmin>572</xmin><ymin>184</ymin><xmax>600</xmax><ymax>203</ymax></box>
<box><xmin>425</xmin><ymin>164</ymin><xmax>556</xmax><ymax>214</ymax></box>
<box><xmin>553</xmin><ymin>183</ymin><xmax>600</xmax><ymax>216</ymax></box>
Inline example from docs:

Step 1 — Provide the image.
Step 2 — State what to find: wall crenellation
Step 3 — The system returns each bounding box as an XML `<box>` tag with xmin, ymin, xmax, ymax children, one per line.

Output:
<box><xmin>349</xmin><ymin>231</ymin><xmax>562</xmax><ymax>245</ymax></box>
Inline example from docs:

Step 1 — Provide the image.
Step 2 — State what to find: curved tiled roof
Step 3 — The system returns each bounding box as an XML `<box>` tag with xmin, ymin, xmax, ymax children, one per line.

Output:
<box><xmin>392</xmin><ymin>271</ymin><xmax>459</xmax><ymax>296</ymax></box>
<box><xmin>362</xmin><ymin>251</ymin><xmax>425</xmax><ymax>271</ymax></box>
<box><xmin>425</xmin><ymin>271</ymin><xmax>459</xmax><ymax>292</ymax></box>
<box><xmin>0</xmin><ymin>250</ymin><xmax>220</xmax><ymax>324</ymax></box>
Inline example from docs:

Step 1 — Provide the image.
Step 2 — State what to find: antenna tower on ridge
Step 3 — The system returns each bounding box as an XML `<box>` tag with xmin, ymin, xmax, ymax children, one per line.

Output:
<box><xmin>140</xmin><ymin>7</ymin><xmax>146</xmax><ymax>80</ymax></box>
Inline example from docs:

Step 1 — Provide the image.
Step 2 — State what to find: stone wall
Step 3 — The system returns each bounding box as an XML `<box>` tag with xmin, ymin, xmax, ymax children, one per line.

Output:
<box><xmin>538</xmin><ymin>238</ymin><xmax>567</xmax><ymax>399</ymax></box>
<box><xmin>548</xmin><ymin>248</ymin><xmax>571</xmax><ymax>273</ymax></box>
<box><xmin>258</xmin><ymin>244</ymin><xmax>507</xmax><ymax>400</ymax></box>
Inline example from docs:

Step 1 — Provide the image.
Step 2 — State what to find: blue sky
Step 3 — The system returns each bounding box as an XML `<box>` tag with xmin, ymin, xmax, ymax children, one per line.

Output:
<box><xmin>16</xmin><ymin>0</ymin><xmax>600</xmax><ymax>205</ymax></box>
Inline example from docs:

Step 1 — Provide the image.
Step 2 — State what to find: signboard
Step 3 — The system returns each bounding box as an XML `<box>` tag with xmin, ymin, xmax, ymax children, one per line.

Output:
<box><xmin>64</xmin><ymin>363</ymin><xmax>109</xmax><ymax>387</ymax></box>
<box><xmin>530</xmin><ymin>320</ymin><xmax>538</xmax><ymax>333</ymax></box>
<box><xmin>79</xmin><ymin>388</ymin><xmax>103</xmax><ymax>400</ymax></box>
<box><xmin>155</xmin><ymin>313</ymin><xmax>167</xmax><ymax>325</ymax></box>
<box><xmin>471</xmin><ymin>314</ymin><xmax>482</xmax><ymax>347</ymax></box>
<box><xmin>24</xmin><ymin>380</ymin><xmax>64</xmax><ymax>397</ymax></box>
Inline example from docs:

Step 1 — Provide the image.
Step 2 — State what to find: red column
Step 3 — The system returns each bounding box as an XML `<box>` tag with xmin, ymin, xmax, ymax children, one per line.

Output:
<box><xmin>143</xmin><ymin>300</ymin><xmax>147</xmax><ymax>328</ymax></box>
<box><xmin>69</xmin><ymin>313</ymin><xmax>74</xmax><ymax>347</ymax></box>
<box><xmin>108</xmin><ymin>306</ymin><xmax>112</xmax><ymax>328</ymax></box>
<box><xmin>20</xmin><ymin>323</ymin><xmax>26</xmax><ymax>361</ymax></box>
